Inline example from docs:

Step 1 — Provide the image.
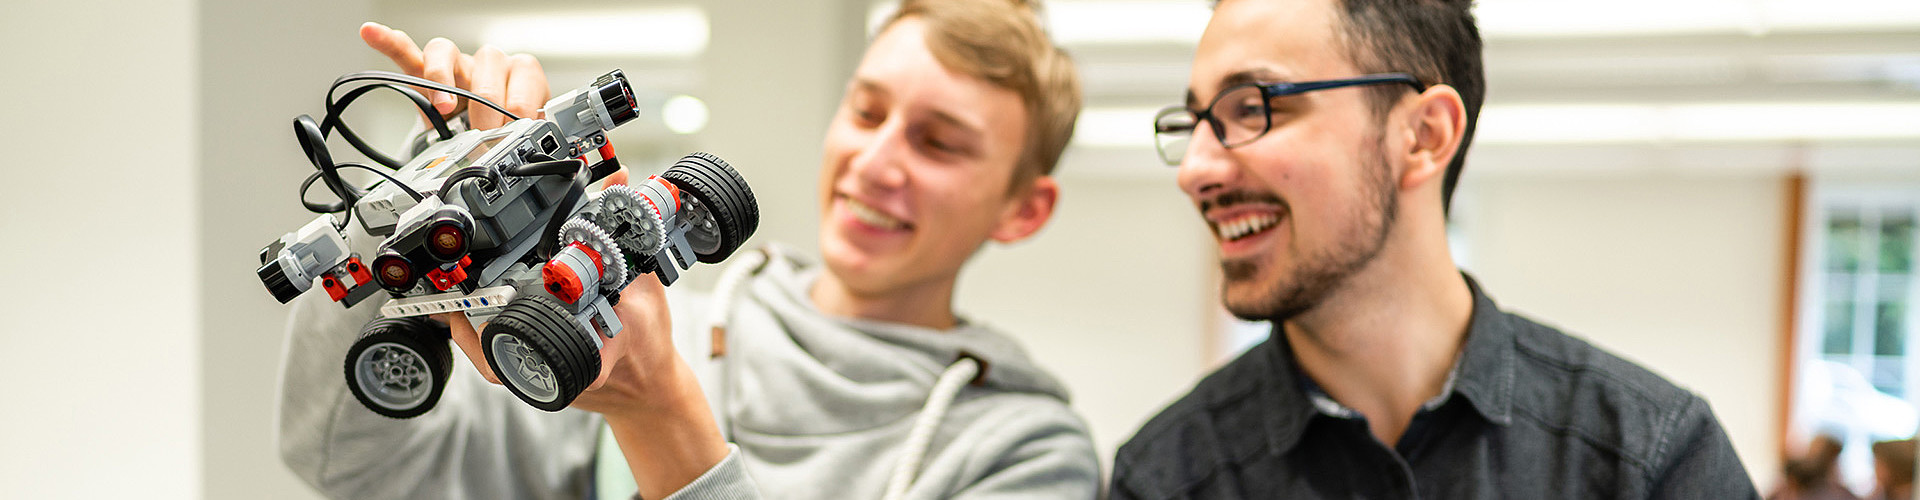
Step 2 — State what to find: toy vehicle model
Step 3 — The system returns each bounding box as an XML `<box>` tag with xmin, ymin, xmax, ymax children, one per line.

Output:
<box><xmin>255</xmin><ymin>69</ymin><xmax>759</xmax><ymax>417</ymax></box>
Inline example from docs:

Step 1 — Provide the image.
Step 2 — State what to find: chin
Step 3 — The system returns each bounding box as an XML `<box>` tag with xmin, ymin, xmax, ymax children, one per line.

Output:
<box><xmin>1219</xmin><ymin>261</ymin><xmax>1293</xmax><ymax>321</ymax></box>
<box><xmin>1221</xmin><ymin>286</ymin><xmax>1278</xmax><ymax>321</ymax></box>
<box><xmin>821</xmin><ymin>235</ymin><xmax>888</xmax><ymax>279</ymax></box>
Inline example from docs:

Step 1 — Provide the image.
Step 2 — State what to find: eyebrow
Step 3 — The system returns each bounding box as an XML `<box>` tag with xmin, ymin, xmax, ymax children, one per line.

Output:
<box><xmin>851</xmin><ymin>77</ymin><xmax>889</xmax><ymax>101</ymax></box>
<box><xmin>1185</xmin><ymin>68</ymin><xmax>1293</xmax><ymax>108</ymax></box>
<box><xmin>926</xmin><ymin>109</ymin><xmax>984</xmax><ymax>139</ymax></box>
<box><xmin>850</xmin><ymin>77</ymin><xmax>985</xmax><ymax>135</ymax></box>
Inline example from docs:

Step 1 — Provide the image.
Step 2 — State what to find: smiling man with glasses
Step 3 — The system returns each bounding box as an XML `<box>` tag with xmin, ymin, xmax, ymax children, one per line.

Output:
<box><xmin>1111</xmin><ymin>0</ymin><xmax>1759</xmax><ymax>498</ymax></box>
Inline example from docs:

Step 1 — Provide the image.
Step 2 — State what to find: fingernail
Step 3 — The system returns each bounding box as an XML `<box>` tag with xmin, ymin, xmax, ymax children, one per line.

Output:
<box><xmin>435</xmin><ymin>94</ymin><xmax>454</xmax><ymax>114</ymax></box>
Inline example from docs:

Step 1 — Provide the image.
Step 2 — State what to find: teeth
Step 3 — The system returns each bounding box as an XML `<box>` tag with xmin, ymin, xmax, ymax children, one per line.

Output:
<box><xmin>1216</xmin><ymin>213</ymin><xmax>1279</xmax><ymax>241</ymax></box>
<box><xmin>847</xmin><ymin>198</ymin><xmax>907</xmax><ymax>230</ymax></box>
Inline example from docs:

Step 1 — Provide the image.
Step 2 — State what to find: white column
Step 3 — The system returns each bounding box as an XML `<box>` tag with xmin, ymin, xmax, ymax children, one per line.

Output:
<box><xmin>0</xmin><ymin>1</ymin><xmax>200</xmax><ymax>498</ymax></box>
<box><xmin>692</xmin><ymin>0</ymin><xmax>870</xmax><ymax>254</ymax></box>
<box><xmin>196</xmin><ymin>0</ymin><xmax>371</xmax><ymax>498</ymax></box>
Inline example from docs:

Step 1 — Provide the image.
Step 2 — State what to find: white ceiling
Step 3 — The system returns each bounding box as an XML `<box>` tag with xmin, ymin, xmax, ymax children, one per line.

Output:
<box><xmin>376</xmin><ymin>0</ymin><xmax>1920</xmax><ymax>178</ymax></box>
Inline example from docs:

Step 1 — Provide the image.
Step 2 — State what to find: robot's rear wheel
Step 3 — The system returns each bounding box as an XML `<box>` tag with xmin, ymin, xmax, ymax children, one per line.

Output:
<box><xmin>481</xmin><ymin>295</ymin><xmax>600</xmax><ymax>412</ymax></box>
<box><xmin>661</xmin><ymin>152</ymin><xmax>759</xmax><ymax>263</ymax></box>
<box><xmin>344</xmin><ymin>316</ymin><xmax>452</xmax><ymax>419</ymax></box>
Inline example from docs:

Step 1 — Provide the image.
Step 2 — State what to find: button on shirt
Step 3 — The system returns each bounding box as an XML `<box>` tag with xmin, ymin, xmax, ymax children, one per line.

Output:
<box><xmin>1111</xmin><ymin>276</ymin><xmax>1760</xmax><ymax>499</ymax></box>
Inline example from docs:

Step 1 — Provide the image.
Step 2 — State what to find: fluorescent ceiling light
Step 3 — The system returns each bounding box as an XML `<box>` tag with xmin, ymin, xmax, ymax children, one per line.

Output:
<box><xmin>1072</xmin><ymin>107</ymin><xmax>1161</xmax><ymax>148</ymax></box>
<box><xmin>1477</xmin><ymin>102</ymin><xmax>1920</xmax><ymax>144</ymax></box>
<box><xmin>480</xmin><ymin>7</ymin><xmax>708</xmax><ymax>58</ymax></box>
<box><xmin>868</xmin><ymin>1</ymin><xmax>1208</xmax><ymax>45</ymax></box>
<box><xmin>661</xmin><ymin>95</ymin><xmax>709</xmax><ymax>135</ymax></box>
<box><xmin>1475</xmin><ymin>105</ymin><xmax>1665</xmax><ymax>143</ymax></box>
<box><xmin>1476</xmin><ymin>0</ymin><xmax>1761</xmax><ymax>38</ymax></box>
<box><xmin>1046</xmin><ymin>1</ymin><xmax>1211</xmax><ymax>45</ymax></box>
<box><xmin>1475</xmin><ymin>0</ymin><xmax>1920</xmax><ymax>38</ymax></box>
<box><xmin>871</xmin><ymin>0</ymin><xmax>1920</xmax><ymax>43</ymax></box>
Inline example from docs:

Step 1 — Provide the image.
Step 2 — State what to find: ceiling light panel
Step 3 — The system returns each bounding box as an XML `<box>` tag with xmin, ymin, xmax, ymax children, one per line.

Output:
<box><xmin>480</xmin><ymin>7</ymin><xmax>708</xmax><ymax>58</ymax></box>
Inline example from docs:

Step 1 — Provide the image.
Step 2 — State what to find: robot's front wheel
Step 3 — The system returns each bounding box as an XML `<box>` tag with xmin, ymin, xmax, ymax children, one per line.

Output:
<box><xmin>662</xmin><ymin>152</ymin><xmax>759</xmax><ymax>264</ymax></box>
<box><xmin>343</xmin><ymin>316</ymin><xmax>452</xmax><ymax>419</ymax></box>
<box><xmin>481</xmin><ymin>295</ymin><xmax>600</xmax><ymax>412</ymax></box>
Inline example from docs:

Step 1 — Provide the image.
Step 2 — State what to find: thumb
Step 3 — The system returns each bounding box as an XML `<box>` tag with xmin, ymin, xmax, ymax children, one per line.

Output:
<box><xmin>603</xmin><ymin>167</ymin><xmax>630</xmax><ymax>187</ymax></box>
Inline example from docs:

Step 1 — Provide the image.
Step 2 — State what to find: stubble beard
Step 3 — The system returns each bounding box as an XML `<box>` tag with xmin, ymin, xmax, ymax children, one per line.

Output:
<box><xmin>1221</xmin><ymin>135</ymin><xmax>1398</xmax><ymax>322</ymax></box>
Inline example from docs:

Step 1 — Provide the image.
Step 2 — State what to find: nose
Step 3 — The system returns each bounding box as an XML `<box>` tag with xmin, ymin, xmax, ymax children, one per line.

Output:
<box><xmin>847</xmin><ymin>120</ymin><xmax>910</xmax><ymax>191</ymax></box>
<box><xmin>1177</xmin><ymin>119</ymin><xmax>1235</xmax><ymax>201</ymax></box>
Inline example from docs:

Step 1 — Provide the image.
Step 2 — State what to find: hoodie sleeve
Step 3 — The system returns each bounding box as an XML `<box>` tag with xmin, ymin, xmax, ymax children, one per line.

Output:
<box><xmin>660</xmin><ymin>445</ymin><xmax>764</xmax><ymax>500</ymax></box>
<box><xmin>275</xmin><ymin>283</ymin><xmax>601</xmax><ymax>500</ymax></box>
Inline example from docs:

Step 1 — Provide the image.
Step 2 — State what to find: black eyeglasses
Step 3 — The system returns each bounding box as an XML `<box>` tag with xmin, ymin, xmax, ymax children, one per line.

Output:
<box><xmin>1152</xmin><ymin>73</ymin><xmax>1426</xmax><ymax>166</ymax></box>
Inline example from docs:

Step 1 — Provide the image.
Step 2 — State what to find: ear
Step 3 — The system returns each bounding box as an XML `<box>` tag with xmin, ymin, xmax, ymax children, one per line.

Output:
<box><xmin>1398</xmin><ymin>84</ymin><xmax>1466</xmax><ymax>191</ymax></box>
<box><xmin>990</xmin><ymin>175</ymin><xmax>1059</xmax><ymax>243</ymax></box>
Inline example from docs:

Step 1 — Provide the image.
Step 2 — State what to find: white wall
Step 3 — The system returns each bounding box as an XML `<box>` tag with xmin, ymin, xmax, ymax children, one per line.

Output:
<box><xmin>196</xmin><ymin>0</ymin><xmax>370</xmax><ymax>498</ymax></box>
<box><xmin>1461</xmin><ymin>172</ymin><xmax>1787</xmax><ymax>487</ymax></box>
<box><xmin>0</xmin><ymin>0</ymin><xmax>201</xmax><ymax>498</ymax></box>
<box><xmin>958</xmin><ymin>171</ymin><xmax>1216</xmax><ymax>465</ymax></box>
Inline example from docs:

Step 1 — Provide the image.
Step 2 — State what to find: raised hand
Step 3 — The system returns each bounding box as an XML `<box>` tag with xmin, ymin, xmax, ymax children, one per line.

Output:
<box><xmin>358</xmin><ymin>22</ymin><xmax>550</xmax><ymax>130</ymax></box>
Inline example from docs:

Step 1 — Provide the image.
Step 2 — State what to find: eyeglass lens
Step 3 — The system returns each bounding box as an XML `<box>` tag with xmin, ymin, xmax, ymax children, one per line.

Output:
<box><xmin>1154</xmin><ymin>85</ymin><xmax>1271</xmax><ymax>165</ymax></box>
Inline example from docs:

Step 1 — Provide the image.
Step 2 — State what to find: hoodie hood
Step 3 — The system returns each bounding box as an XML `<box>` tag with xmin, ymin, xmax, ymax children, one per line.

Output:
<box><xmin>715</xmin><ymin>244</ymin><xmax>1073</xmax><ymax>437</ymax></box>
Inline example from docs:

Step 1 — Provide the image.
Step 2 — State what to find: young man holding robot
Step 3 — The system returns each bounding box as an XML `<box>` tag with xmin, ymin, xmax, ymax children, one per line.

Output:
<box><xmin>1109</xmin><ymin>0</ymin><xmax>1759</xmax><ymax>498</ymax></box>
<box><xmin>277</xmin><ymin>1</ymin><xmax>1095</xmax><ymax>499</ymax></box>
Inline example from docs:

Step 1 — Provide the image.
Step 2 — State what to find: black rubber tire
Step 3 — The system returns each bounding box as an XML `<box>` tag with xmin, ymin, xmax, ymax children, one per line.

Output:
<box><xmin>481</xmin><ymin>295</ymin><xmax>600</xmax><ymax>412</ymax></box>
<box><xmin>660</xmin><ymin>152</ymin><xmax>759</xmax><ymax>263</ymax></box>
<box><xmin>343</xmin><ymin>316</ymin><xmax>453</xmax><ymax>419</ymax></box>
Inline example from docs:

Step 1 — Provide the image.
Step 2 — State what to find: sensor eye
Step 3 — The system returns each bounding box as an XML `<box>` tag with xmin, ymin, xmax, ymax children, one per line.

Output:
<box><xmin>427</xmin><ymin>222</ymin><xmax>467</xmax><ymax>261</ymax></box>
<box><xmin>373</xmin><ymin>252</ymin><xmax>415</xmax><ymax>291</ymax></box>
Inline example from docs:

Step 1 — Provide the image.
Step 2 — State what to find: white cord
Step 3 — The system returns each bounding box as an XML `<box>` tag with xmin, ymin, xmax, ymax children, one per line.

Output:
<box><xmin>699</xmin><ymin>247</ymin><xmax>769</xmax><ymax>442</ymax></box>
<box><xmin>881</xmin><ymin>357</ymin><xmax>981</xmax><ymax>500</ymax></box>
<box><xmin>705</xmin><ymin>247</ymin><xmax>770</xmax><ymax>358</ymax></box>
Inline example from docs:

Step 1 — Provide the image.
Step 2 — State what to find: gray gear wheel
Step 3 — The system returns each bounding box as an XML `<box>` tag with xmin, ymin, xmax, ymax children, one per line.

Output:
<box><xmin>594</xmin><ymin>185</ymin><xmax>668</xmax><ymax>258</ymax></box>
<box><xmin>558</xmin><ymin>218</ymin><xmax>628</xmax><ymax>289</ymax></box>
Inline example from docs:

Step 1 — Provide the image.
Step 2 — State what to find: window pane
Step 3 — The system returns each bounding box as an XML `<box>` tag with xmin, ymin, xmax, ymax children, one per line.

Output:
<box><xmin>1872</xmin><ymin>355</ymin><xmax>1904</xmax><ymax>396</ymax></box>
<box><xmin>1826</xmin><ymin>297</ymin><xmax>1855</xmax><ymax>355</ymax></box>
<box><xmin>1882</xmin><ymin>213</ymin><xmax>1915</xmax><ymax>273</ymax></box>
<box><xmin>1876</xmin><ymin>300</ymin><xmax>1906</xmax><ymax>356</ymax></box>
<box><xmin>1828</xmin><ymin>212</ymin><xmax>1865</xmax><ymax>272</ymax></box>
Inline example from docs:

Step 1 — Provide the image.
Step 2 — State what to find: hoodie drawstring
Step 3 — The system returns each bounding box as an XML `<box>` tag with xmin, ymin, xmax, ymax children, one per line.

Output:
<box><xmin>882</xmin><ymin>356</ymin><xmax>981</xmax><ymax>500</ymax></box>
<box><xmin>706</xmin><ymin>247</ymin><xmax>771</xmax><ymax>358</ymax></box>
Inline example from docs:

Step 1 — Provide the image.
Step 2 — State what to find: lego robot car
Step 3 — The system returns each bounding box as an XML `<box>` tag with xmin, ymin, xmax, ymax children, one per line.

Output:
<box><xmin>256</xmin><ymin>69</ymin><xmax>759</xmax><ymax>417</ymax></box>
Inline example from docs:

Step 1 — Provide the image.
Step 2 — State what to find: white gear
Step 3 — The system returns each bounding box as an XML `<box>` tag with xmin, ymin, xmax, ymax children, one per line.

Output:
<box><xmin>594</xmin><ymin>185</ymin><xmax>669</xmax><ymax>257</ymax></box>
<box><xmin>557</xmin><ymin>219</ymin><xmax>628</xmax><ymax>289</ymax></box>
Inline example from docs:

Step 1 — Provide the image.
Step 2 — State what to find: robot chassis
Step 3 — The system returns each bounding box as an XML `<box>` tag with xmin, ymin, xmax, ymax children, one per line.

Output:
<box><xmin>257</xmin><ymin>69</ymin><xmax>759</xmax><ymax>417</ymax></box>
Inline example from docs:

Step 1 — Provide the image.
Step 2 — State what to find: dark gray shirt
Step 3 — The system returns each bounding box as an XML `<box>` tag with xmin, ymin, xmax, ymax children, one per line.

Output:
<box><xmin>1112</xmin><ymin>276</ymin><xmax>1759</xmax><ymax>499</ymax></box>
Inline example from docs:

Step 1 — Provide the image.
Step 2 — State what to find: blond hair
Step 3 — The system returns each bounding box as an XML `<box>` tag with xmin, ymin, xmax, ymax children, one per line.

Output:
<box><xmin>880</xmin><ymin>0</ymin><xmax>1082</xmax><ymax>190</ymax></box>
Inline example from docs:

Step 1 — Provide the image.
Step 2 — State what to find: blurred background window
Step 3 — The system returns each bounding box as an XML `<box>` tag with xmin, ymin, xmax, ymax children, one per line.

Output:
<box><xmin>1799</xmin><ymin>185</ymin><xmax>1920</xmax><ymax>495</ymax></box>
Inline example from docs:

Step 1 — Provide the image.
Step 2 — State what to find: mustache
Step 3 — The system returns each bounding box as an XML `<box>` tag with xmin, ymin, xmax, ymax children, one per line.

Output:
<box><xmin>1198</xmin><ymin>190</ymin><xmax>1288</xmax><ymax>214</ymax></box>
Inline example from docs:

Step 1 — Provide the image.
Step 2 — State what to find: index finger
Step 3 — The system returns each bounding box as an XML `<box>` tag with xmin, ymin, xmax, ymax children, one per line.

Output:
<box><xmin>360</xmin><ymin>22</ymin><xmax>425</xmax><ymax>77</ymax></box>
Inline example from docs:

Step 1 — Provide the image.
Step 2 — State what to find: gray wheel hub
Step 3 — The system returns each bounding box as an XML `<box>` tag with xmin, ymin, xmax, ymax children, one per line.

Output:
<box><xmin>354</xmin><ymin>343</ymin><xmax>433</xmax><ymax>410</ymax></box>
<box><xmin>490</xmin><ymin>335</ymin><xmax>560</xmax><ymax>404</ymax></box>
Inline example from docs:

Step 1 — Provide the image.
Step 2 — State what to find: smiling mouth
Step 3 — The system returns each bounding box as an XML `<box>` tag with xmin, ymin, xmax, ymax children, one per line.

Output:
<box><xmin>1212</xmin><ymin>212</ymin><xmax>1282</xmax><ymax>241</ymax></box>
<box><xmin>845</xmin><ymin>196</ymin><xmax>911</xmax><ymax>231</ymax></box>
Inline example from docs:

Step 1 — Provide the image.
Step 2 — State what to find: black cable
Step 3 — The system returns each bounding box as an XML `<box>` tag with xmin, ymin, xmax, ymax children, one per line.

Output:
<box><xmin>503</xmin><ymin>156</ymin><xmax>587</xmax><ymax>257</ymax></box>
<box><xmin>440</xmin><ymin>166</ymin><xmax>499</xmax><ymax>195</ymax></box>
<box><xmin>289</xmin><ymin>70</ymin><xmax>529</xmax><ymax>233</ymax></box>
<box><xmin>294</xmin><ymin>115</ymin><xmax>360</xmax><ymax>212</ymax></box>
<box><xmin>327</xmin><ymin>71</ymin><xmax>522</xmax><ymax>123</ymax></box>
<box><xmin>320</xmin><ymin>82</ymin><xmax>449</xmax><ymax>169</ymax></box>
<box><xmin>299</xmin><ymin>162</ymin><xmax>424</xmax><ymax>230</ymax></box>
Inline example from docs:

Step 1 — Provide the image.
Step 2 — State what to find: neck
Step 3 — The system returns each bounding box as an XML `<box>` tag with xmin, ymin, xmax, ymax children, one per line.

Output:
<box><xmin>810</xmin><ymin>270</ymin><xmax>960</xmax><ymax>330</ymax></box>
<box><xmin>1282</xmin><ymin>210</ymin><xmax>1473</xmax><ymax>447</ymax></box>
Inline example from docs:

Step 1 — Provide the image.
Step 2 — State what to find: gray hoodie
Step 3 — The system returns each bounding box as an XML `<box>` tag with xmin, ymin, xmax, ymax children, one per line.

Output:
<box><xmin>277</xmin><ymin>241</ymin><xmax>1100</xmax><ymax>500</ymax></box>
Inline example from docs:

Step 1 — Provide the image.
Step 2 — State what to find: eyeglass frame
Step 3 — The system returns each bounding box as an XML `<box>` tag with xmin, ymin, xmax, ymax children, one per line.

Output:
<box><xmin>1152</xmin><ymin>73</ymin><xmax>1428</xmax><ymax>166</ymax></box>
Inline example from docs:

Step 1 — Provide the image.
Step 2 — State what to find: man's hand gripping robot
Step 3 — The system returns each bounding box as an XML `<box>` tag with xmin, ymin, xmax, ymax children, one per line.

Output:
<box><xmin>256</xmin><ymin>69</ymin><xmax>759</xmax><ymax>417</ymax></box>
